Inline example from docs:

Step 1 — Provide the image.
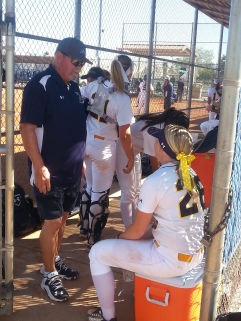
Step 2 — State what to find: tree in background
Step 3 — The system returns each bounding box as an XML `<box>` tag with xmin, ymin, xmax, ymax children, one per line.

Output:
<box><xmin>219</xmin><ymin>55</ymin><xmax>226</xmax><ymax>79</ymax></box>
<box><xmin>160</xmin><ymin>48</ymin><xmax>224</xmax><ymax>84</ymax></box>
<box><xmin>195</xmin><ymin>47</ymin><xmax>215</xmax><ymax>82</ymax></box>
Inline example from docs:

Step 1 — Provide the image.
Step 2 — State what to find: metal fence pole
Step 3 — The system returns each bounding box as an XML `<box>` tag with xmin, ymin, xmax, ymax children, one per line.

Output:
<box><xmin>144</xmin><ymin>0</ymin><xmax>156</xmax><ymax>113</ymax></box>
<box><xmin>200</xmin><ymin>1</ymin><xmax>241</xmax><ymax>320</ymax></box>
<box><xmin>187</xmin><ymin>8</ymin><xmax>198</xmax><ymax>118</ymax></box>
<box><xmin>152</xmin><ymin>22</ymin><xmax>157</xmax><ymax>82</ymax></box>
<box><xmin>97</xmin><ymin>0</ymin><xmax>102</xmax><ymax>67</ymax></box>
<box><xmin>74</xmin><ymin>0</ymin><xmax>81</xmax><ymax>39</ymax></box>
<box><xmin>74</xmin><ymin>0</ymin><xmax>81</xmax><ymax>85</ymax></box>
<box><xmin>2</xmin><ymin>0</ymin><xmax>15</xmax><ymax>314</ymax></box>
<box><xmin>217</xmin><ymin>25</ymin><xmax>224</xmax><ymax>80</ymax></box>
<box><xmin>121</xmin><ymin>23</ymin><xmax>125</xmax><ymax>51</ymax></box>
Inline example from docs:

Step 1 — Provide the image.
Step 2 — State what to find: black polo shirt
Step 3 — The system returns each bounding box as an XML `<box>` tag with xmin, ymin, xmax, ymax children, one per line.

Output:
<box><xmin>21</xmin><ymin>64</ymin><xmax>87</xmax><ymax>184</ymax></box>
<box><xmin>163</xmin><ymin>82</ymin><xmax>172</xmax><ymax>98</ymax></box>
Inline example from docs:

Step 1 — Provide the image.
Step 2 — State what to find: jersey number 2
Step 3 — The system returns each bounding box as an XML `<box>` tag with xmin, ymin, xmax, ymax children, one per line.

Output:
<box><xmin>176</xmin><ymin>178</ymin><xmax>204</xmax><ymax>218</ymax></box>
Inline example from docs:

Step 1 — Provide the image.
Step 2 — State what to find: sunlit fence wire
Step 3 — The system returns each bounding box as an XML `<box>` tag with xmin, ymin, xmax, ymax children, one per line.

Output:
<box><xmin>3</xmin><ymin>0</ymin><xmax>227</xmax><ymax>154</ymax></box>
<box><xmin>217</xmin><ymin>93</ymin><xmax>241</xmax><ymax>315</ymax></box>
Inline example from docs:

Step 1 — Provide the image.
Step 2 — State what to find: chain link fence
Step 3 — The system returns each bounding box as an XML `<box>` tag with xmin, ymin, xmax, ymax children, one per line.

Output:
<box><xmin>1</xmin><ymin>0</ymin><xmax>226</xmax><ymax>194</ymax></box>
<box><xmin>0</xmin><ymin>0</ymin><xmax>238</xmax><ymax>318</ymax></box>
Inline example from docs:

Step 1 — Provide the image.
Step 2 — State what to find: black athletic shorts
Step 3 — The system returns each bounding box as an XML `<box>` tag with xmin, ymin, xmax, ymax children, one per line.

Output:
<box><xmin>33</xmin><ymin>181</ymin><xmax>80</xmax><ymax>220</ymax></box>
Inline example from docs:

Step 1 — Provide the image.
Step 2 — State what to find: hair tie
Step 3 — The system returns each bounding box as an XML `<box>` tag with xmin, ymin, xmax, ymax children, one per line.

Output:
<box><xmin>176</xmin><ymin>152</ymin><xmax>195</xmax><ymax>190</ymax></box>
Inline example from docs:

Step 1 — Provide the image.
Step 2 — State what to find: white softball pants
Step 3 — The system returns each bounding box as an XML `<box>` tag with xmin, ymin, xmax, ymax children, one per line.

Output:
<box><xmin>85</xmin><ymin>137</ymin><xmax>116</xmax><ymax>202</ymax></box>
<box><xmin>137</xmin><ymin>92</ymin><xmax>146</xmax><ymax>114</ymax></box>
<box><xmin>200</xmin><ymin>118</ymin><xmax>219</xmax><ymax>136</ymax></box>
<box><xmin>115</xmin><ymin>139</ymin><xmax>142</xmax><ymax>228</ymax></box>
<box><xmin>89</xmin><ymin>238</ymin><xmax>204</xmax><ymax>278</ymax></box>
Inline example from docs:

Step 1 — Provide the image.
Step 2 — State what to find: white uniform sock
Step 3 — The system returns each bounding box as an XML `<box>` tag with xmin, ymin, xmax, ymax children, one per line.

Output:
<box><xmin>44</xmin><ymin>270</ymin><xmax>58</xmax><ymax>279</ymax></box>
<box><xmin>55</xmin><ymin>255</ymin><xmax>61</xmax><ymax>263</ymax></box>
<box><xmin>92</xmin><ymin>271</ymin><xmax>115</xmax><ymax>321</ymax></box>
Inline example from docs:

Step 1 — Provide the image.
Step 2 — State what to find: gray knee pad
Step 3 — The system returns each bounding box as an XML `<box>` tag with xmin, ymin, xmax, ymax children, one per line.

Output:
<box><xmin>79</xmin><ymin>189</ymin><xmax>91</xmax><ymax>234</ymax></box>
<box><xmin>88</xmin><ymin>191</ymin><xmax>110</xmax><ymax>245</ymax></box>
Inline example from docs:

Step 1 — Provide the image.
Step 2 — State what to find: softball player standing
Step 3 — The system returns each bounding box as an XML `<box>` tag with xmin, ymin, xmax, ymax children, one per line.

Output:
<box><xmin>86</xmin><ymin>124</ymin><xmax>205</xmax><ymax>321</ymax></box>
<box><xmin>137</xmin><ymin>75</ymin><xmax>154</xmax><ymax>114</ymax></box>
<box><xmin>116</xmin><ymin>107</ymin><xmax>190</xmax><ymax>228</ymax></box>
<box><xmin>80</xmin><ymin>55</ymin><xmax>134</xmax><ymax>249</ymax></box>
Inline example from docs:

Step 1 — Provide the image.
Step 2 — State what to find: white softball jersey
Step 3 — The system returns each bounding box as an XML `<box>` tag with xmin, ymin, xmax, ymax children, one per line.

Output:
<box><xmin>137</xmin><ymin>163</ymin><xmax>204</xmax><ymax>264</ymax></box>
<box><xmin>89</xmin><ymin>162</ymin><xmax>204</xmax><ymax>278</ymax></box>
<box><xmin>81</xmin><ymin>80</ymin><xmax>134</xmax><ymax>142</ymax></box>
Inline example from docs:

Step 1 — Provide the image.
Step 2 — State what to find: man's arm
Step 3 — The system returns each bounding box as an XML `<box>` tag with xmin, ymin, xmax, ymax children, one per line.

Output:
<box><xmin>118</xmin><ymin>124</ymin><xmax>134</xmax><ymax>174</ymax></box>
<box><xmin>20</xmin><ymin>123</ymin><xmax>51</xmax><ymax>194</ymax></box>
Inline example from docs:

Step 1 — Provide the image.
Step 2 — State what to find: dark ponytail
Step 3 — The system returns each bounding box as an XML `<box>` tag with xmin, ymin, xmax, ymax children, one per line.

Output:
<box><xmin>136</xmin><ymin>107</ymin><xmax>189</xmax><ymax>131</ymax></box>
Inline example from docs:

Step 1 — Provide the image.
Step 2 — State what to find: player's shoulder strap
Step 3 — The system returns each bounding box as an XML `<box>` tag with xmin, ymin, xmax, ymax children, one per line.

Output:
<box><xmin>87</xmin><ymin>77</ymin><xmax>131</xmax><ymax>123</ymax></box>
<box><xmin>87</xmin><ymin>77</ymin><xmax>115</xmax><ymax>124</ymax></box>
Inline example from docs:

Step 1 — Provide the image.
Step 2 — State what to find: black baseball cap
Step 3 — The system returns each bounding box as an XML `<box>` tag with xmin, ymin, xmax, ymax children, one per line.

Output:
<box><xmin>147</xmin><ymin>127</ymin><xmax>176</xmax><ymax>159</ymax></box>
<box><xmin>81</xmin><ymin>67</ymin><xmax>105</xmax><ymax>79</ymax></box>
<box><xmin>56</xmin><ymin>37</ymin><xmax>92</xmax><ymax>64</ymax></box>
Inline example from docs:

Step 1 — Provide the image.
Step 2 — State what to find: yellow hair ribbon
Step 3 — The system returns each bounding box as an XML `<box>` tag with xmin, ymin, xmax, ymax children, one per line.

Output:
<box><xmin>176</xmin><ymin>152</ymin><xmax>196</xmax><ymax>190</ymax></box>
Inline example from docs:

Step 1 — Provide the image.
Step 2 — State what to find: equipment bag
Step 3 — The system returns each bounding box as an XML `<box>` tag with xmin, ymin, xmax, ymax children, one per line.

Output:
<box><xmin>141</xmin><ymin>153</ymin><xmax>152</xmax><ymax>177</ymax></box>
<box><xmin>216</xmin><ymin>313</ymin><xmax>241</xmax><ymax>321</ymax></box>
<box><xmin>2</xmin><ymin>182</ymin><xmax>42</xmax><ymax>237</ymax></box>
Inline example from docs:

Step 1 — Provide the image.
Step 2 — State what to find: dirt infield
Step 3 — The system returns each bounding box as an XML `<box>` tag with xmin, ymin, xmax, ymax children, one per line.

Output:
<box><xmin>131</xmin><ymin>95</ymin><xmax>208</xmax><ymax>134</ymax></box>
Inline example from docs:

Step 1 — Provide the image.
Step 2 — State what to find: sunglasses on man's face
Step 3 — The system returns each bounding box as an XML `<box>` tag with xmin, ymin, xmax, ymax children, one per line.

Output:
<box><xmin>61</xmin><ymin>53</ymin><xmax>85</xmax><ymax>67</ymax></box>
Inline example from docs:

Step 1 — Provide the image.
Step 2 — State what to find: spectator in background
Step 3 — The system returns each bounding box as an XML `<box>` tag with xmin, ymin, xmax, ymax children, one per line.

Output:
<box><xmin>176</xmin><ymin>77</ymin><xmax>185</xmax><ymax>102</ymax></box>
<box><xmin>200</xmin><ymin>79</ymin><xmax>220</xmax><ymax>136</ymax></box>
<box><xmin>162</xmin><ymin>75</ymin><xmax>172</xmax><ymax>110</ymax></box>
<box><xmin>156</xmin><ymin>81</ymin><xmax>162</xmax><ymax>94</ymax></box>
<box><xmin>200</xmin><ymin>84</ymin><xmax>222</xmax><ymax>136</ymax></box>
<box><xmin>137</xmin><ymin>75</ymin><xmax>154</xmax><ymax>115</ymax></box>
<box><xmin>207</xmin><ymin>79</ymin><xmax>218</xmax><ymax>106</ymax></box>
<box><xmin>170</xmin><ymin>76</ymin><xmax>175</xmax><ymax>87</ymax></box>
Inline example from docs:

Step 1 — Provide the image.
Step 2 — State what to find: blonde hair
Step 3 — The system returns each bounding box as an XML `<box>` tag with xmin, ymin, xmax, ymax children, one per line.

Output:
<box><xmin>164</xmin><ymin>124</ymin><xmax>193</xmax><ymax>156</ymax></box>
<box><xmin>110</xmin><ymin>55</ymin><xmax>132</xmax><ymax>92</ymax></box>
<box><xmin>164</xmin><ymin>124</ymin><xmax>199</xmax><ymax>197</ymax></box>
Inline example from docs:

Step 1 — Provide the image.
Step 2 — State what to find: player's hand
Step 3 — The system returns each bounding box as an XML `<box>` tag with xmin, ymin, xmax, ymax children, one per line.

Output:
<box><xmin>123</xmin><ymin>157</ymin><xmax>134</xmax><ymax>174</ymax></box>
<box><xmin>34</xmin><ymin>166</ymin><xmax>51</xmax><ymax>194</ymax></box>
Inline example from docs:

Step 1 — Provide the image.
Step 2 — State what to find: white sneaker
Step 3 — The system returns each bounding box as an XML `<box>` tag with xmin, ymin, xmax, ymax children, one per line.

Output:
<box><xmin>41</xmin><ymin>273</ymin><xmax>69</xmax><ymax>302</ymax></box>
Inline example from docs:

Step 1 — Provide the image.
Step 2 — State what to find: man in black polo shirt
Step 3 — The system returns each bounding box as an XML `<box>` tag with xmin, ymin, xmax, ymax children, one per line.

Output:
<box><xmin>20</xmin><ymin>37</ymin><xmax>92</xmax><ymax>302</ymax></box>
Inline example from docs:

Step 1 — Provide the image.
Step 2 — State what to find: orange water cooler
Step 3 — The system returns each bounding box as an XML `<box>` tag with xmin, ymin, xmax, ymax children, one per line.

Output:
<box><xmin>192</xmin><ymin>153</ymin><xmax>215</xmax><ymax>208</ymax></box>
<box><xmin>134</xmin><ymin>260</ymin><xmax>204</xmax><ymax>321</ymax></box>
